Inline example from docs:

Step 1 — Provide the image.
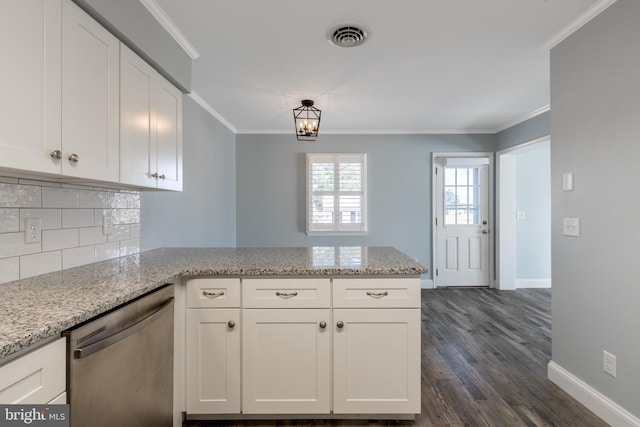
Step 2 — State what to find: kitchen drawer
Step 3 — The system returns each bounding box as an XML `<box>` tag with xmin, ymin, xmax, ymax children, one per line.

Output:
<box><xmin>242</xmin><ymin>278</ymin><xmax>330</xmax><ymax>308</ymax></box>
<box><xmin>333</xmin><ymin>278</ymin><xmax>421</xmax><ymax>308</ymax></box>
<box><xmin>0</xmin><ymin>338</ymin><xmax>66</xmax><ymax>404</ymax></box>
<box><xmin>187</xmin><ymin>278</ymin><xmax>241</xmax><ymax>308</ymax></box>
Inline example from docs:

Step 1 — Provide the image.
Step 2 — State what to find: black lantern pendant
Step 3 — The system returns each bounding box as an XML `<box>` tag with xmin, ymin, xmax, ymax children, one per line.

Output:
<box><xmin>293</xmin><ymin>99</ymin><xmax>321</xmax><ymax>141</ymax></box>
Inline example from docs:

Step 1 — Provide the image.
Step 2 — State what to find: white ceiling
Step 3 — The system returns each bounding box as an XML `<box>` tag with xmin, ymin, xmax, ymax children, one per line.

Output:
<box><xmin>151</xmin><ymin>0</ymin><xmax>611</xmax><ymax>134</ymax></box>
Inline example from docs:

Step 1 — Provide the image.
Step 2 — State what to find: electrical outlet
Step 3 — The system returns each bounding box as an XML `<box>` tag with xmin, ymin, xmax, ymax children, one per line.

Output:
<box><xmin>603</xmin><ymin>351</ymin><xmax>617</xmax><ymax>378</ymax></box>
<box><xmin>24</xmin><ymin>218</ymin><xmax>41</xmax><ymax>243</ymax></box>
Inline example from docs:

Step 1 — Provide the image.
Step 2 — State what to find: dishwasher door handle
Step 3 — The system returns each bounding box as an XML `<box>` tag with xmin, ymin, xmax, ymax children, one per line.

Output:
<box><xmin>74</xmin><ymin>297</ymin><xmax>174</xmax><ymax>359</ymax></box>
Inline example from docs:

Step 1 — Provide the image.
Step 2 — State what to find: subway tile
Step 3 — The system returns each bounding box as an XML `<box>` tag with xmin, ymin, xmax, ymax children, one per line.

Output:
<box><xmin>112</xmin><ymin>192</ymin><xmax>140</xmax><ymax>209</ymax></box>
<box><xmin>62</xmin><ymin>209</ymin><xmax>95</xmax><ymax>228</ymax></box>
<box><xmin>79</xmin><ymin>227</ymin><xmax>107</xmax><ymax>246</ymax></box>
<box><xmin>19</xmin><ymin>209</ymin><xmax>62</xmax><ymax>231</ymax></box>
<box><xmin>63</xmin><ymin>246</ymin><xmax>95</xmax><ymax>269</ymax></box>
<box><xmin>0</xmin><ymin>183</ymin><xmax>41</xmax><ymax>208</ymax></box>
<box><xmin>119</xmin><ymin>209</ymin><xmax>140</xmax><ymax>225</ymax></box>
<box><xmin>0</xmin><ymin>233</ymin><xmax>42</xmax><ymax>258</ymax></box>
<box><xmin>42</xmin><ymin>228</ymin><xmax>78</xmax><ymax>252</ymax></box>
<box><xmin>94</xmin><ymin>209</ymin><xmax>117</xmax><ymax>227</ymax></box>
<box><xmin>0</xmin><ymin>209</ymin><xmax>20</xmax><ymax>233</ymax></box>
<box><xmin>107</xmin><ymin>225</ymin><xmax>131</xmax><ymax>242</ymax></box>
<box><xmin>79</xmin><ymin>190</ymin><xmax>113</xmax><ymax>209</ymax></box>
<box><xmin>95</xmin><ymin>242</ymin><xmax>120</xmax><ymax>262</ymax></box>
<box><xmin>120</xmin><ymin>239</ymin><xmax>140</xmax><ymax>256</ymax></box>
<box><xmin>130</xmin><ymin>224</ymin><xmax>140</xmax><ymax>239</ymax></box>
<box><xmin>42</xmin><ymin>187</ymin><xmax>79</xmax><ymax>208</ymax></box>
<box><xmin>20</xmin><ymin>251</ymin><xmax>62</xmax><ymax>279</ymax></box>
<box><xmin>0</xmin><ymin>257</ymin><xmax>19</xmax><ymax>284</ymax></box>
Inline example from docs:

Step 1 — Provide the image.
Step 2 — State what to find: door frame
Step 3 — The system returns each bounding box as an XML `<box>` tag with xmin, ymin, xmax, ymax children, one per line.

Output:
<box><xmin>431</xmin><ymin>152</ymin><xmax>495</xmax><ymax>288</ymax></box>
<box><xmin>495</xmin><ymin>136</ymin><xmax>550</xmax><ymax>290</ymax></box>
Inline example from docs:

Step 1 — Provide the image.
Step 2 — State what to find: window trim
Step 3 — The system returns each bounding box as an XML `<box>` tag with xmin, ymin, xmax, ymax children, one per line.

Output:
<box><xmin>306</xmin><ymin>153</ymin><xmax>367</xmax><ymax>236</ymax></box>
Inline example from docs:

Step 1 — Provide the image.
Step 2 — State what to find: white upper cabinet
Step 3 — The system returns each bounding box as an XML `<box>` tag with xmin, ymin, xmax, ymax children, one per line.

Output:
<box><xmin>62</xmin><ymin>0</ymin><xmax>120</xmax><ymax>182</ymax></box>
<box><xmin>120</xmin><ymin>44</ymin><xmax>183</xmax><ymax>190</ymax></box>
<box><xmin>0</xmin><ymin>0</ymin><xmax>62</xmax><ymax>175</ymax></box>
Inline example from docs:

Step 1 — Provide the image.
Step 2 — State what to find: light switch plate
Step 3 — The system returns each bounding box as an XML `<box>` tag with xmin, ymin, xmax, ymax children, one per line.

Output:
<box><xmin>563</xmin><ymin>172</ymin><xmax>574</xmax><ymax>191</ymax></box>
<box><xmin>516</xmin><ymin>211</ymin><xmax>526</xmax><ymax>220</ymax></box>
<box><xmin>563</xmin><ymin>217</ymin><xmax>580</xmax><ymax>237</ymax></box>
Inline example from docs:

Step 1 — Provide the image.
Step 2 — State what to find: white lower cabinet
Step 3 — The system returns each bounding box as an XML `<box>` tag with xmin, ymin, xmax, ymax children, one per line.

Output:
<box><xmin>0</xmin><ymin>338</ymin><xmax>66</xmax><ymax>404</ymax></box>
<box><xmin>186</xmin><ymin>309</ymin><xmax>240</xmax><ymax>414</ymax></box>
<box><xmin>333</xmin><ymin>308</ymin><xmax>421</xmax><ymax>414</ymax></box>
<box><xmin>242</xmin><ymin>308</ymin><xmax>331</xmax><ymax>414</ymax></box>
<box><xmin>184</xmin><ymin>277</ymin><xmax>421</xmax><ymax>418</ymax></box>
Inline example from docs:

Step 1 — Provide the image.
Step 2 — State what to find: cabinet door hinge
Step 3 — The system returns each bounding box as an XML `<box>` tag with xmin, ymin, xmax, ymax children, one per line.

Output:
<box><xmin>436</xmin><ymin>268</ymin><xmax>439</xmax><ymax>276</ymax></box>
<box><xmin>435</xmin><ymin>167</ymin><xmax>438</xmax><ymax>175</ymax></box>
<box><xmin>435</xmin><ymin>217</ymin><xmax>438</xmax><ymax>226</ymax></box>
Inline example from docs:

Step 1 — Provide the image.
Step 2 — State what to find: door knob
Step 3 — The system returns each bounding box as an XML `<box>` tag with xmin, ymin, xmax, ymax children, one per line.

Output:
<box><xmin>482</xmin><ymin>230</ymin><xmax>489</xmax><ymax>234</ymax></box>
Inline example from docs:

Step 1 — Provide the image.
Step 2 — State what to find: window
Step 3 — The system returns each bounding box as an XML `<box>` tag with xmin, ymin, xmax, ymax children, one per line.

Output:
<box><xmin>306</xmin><ymin>153</ymin><xmax>367</xmax><ymax>234</ymax></box>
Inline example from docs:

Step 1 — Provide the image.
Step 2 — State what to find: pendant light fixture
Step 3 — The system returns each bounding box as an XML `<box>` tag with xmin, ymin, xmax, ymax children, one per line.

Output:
<box><xmin>293</xmin><ymin>99</ymin><xmax>321</xmax><ymax>141</ymax></box>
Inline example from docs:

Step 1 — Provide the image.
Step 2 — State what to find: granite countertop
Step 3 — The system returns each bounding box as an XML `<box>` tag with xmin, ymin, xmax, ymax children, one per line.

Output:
<box><xmin>0</xmin><ymin>246</ymin><xmax>426</xmax><ymax>360</ymax></box>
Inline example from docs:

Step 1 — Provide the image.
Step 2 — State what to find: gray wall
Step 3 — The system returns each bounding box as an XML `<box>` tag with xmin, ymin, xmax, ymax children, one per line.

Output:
<box><xmin>551</xmin><ymin>0</ymin><xmax>640</xmax><ymax>417</ymax></box>
<box><xmin>515</xmin><ymin>142</ymin><xmax>551</xmax><ymax>280</ymax></box>
<box><xmin>72</xmin><ymin>0</ymin><xmax>191</xmax><ymax>92</ymax></box>
<box><xmin>496</xmin><ymin>111</ymin><xmax>550</xmax><ymax>152</ymax></box>
<box><xmin>141</xmin><ymin>96</ymin><xmax>236</xmax><ymax>250</ymax></box>
<box><xmin>235</xmin><ymin>133</ymin><xmax>496</xmax><ymax>276</ymax></box>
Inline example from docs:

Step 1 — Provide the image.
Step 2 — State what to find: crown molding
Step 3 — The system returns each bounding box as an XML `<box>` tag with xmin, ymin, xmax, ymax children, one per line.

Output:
<box><xmin>544</xmin><ymin>0</ymin><xmax>618</xmax><ymax>49</ymax></box>
<box><xmin>140</xmin><ymin>0</ymin><xmax>200</xmax><ymax>59</ymax></box>
<box><xmin>188</xmin><ymin>92</ymin><xmax>237</xmax><ymax>133</ymax></box>
<box><xmin>236</xmin><ymin>129</ymin><xmax>496</xmax><ymax>135</ymax></box>
<box><xmin>494</xmin><ymin>105</ymin><xmax>550</xmax><ymax>133</ymax></box>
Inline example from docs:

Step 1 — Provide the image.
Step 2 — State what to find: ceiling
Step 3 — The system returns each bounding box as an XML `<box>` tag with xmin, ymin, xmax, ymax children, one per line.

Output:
<box><xmin>151</xmin><ymin>0</ymin><xmax>610</xmax><ymax>134</ymax></box>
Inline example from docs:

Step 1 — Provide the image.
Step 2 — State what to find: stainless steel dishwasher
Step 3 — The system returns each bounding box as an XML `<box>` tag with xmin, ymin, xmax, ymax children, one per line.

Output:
<box><xmin>65</xmin><ymin>284</ymin><xmax>174</xmax><ymax>427</ymax></box>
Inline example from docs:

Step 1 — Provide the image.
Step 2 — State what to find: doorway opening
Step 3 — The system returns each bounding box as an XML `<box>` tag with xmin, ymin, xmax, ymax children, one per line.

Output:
<box><xmin>496</xmin><ymin>137</ymin><xmax>551</xmax><ymax>290</ymax></box>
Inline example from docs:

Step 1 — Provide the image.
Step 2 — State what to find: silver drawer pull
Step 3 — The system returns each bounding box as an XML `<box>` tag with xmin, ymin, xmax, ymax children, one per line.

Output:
<box><xmin>366</xmin><ymin>291</ymin><xmax>389</xmax><ymax>298</ymax></box>
<box><xmin>275</xmin><ymin>291</ymin><xmax>298</xmax><ymax>298</ymax></box>
<box><xmin>202</xmin><ymin>290</ymin><xmax>225</xmax><ymax>298</ymax></box>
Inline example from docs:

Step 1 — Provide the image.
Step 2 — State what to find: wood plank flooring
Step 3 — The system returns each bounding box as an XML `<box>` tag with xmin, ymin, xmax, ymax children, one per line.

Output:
<box><xmin>184</xmin><ymin>288</ymin><xmax>608</xmax><ymax>427</ymax></box>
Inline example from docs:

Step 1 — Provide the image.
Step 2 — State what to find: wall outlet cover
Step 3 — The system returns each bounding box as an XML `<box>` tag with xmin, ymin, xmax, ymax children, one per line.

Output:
<box><xmin>24</xmin><ymin>218</ymin><xmax>42</xmax><ymax>244</ymax></box>
<box><xmin>563</xmin><ymin>218</ymin><xmax>581</xmax><ymax>237</ymax></box>
<box><xmin>603</xmin><ymin>351</ymin><xmax>617</xmax><ymax>378</ymax></box>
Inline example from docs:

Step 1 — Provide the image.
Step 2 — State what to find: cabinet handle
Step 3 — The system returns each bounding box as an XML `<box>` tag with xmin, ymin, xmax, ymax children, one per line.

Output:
<box><xmin>366</xmin><ymin>291</ymin><xmax>389</xmax><ymax>298</ymax></box>
<box><xmin>227</xmin><ymin>320</ymin><xmax>236</xmax><ymax>329</ymax></box>
<box><xmin>275</xmin><ymin>291</ymin><xmax>298</xmax><ymax>298</ymax></box>
<box><xmin>50</xmin><ymin>150</ymin><xmax>62</xmax><ymax>159</ymax></box>
<box><xmin>68</xmin><ymin>153</ymin><xmax>79</xmax><ymax>163</ymax></box>
<box><xmin>319</xmin><ymin>321</ymin><xmax>327</xmax><ymax>329</ymax></box>
<box><xmin>202</xmin><ymin>290</ymin><xmax>225</xmax><ymax>298</ymax></box>
<box><xmin>336</xmin><ymin>321</ymin><xmax>344</xmax><ymax>329</ymax></box>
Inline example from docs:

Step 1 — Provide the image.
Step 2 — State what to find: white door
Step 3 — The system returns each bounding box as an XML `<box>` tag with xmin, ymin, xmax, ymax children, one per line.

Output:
<box><xmin>62</xmin><ymin>0</ymin><xmax>120</xmax><ymax>181</ymax></box>
<box><xmin>186</xmin><ymin>309</ymin><xmax>240</xmax><ymax>414</ymax></box>
<box><xmin>333</xmin><ymin>308</ymin><xmax>421</xmax><ymax>414</ymax></box>
<box><xmin>242</xmin><ymin>309</ymin><xmax>331</xmax><ymax>414</ymax></box>
<box><xmin>0</xmin><ymin>0</ymin><xmax>61</xmax><ymax>175</ymax></box>
<box><xmin>434</xmin><ymin>155</ymin><xmax>491</xmax><ymax>287</ymax></box>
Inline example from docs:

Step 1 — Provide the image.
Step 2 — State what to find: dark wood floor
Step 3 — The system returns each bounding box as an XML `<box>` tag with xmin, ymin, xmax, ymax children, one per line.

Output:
<box><xmin>185</xmin><ymin>288</ymin><xmax>607</xmax><ymax>427</ymax></box>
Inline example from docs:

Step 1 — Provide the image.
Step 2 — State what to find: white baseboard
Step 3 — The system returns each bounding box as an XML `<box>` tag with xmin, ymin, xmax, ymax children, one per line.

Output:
<box><xmin>547</xmin><ymin>361</ymin><xmax>640</xmax><ymax>426</ymax></box>
<box><xmin>516</xmin><ymin>278</ymin><xmax>551</xmax><ymax>289</ymax></box>
<box><xmin>420</xmin><ymin>279</ymin><xmax>434</xmax><ymax>289</ymax></box>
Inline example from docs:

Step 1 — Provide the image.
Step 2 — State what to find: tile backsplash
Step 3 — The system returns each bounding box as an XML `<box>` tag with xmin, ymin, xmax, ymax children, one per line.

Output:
<box><xmin>0</xmin><ymin>176</ymin><xmax>141</xmax><ymax>285</ymax></box>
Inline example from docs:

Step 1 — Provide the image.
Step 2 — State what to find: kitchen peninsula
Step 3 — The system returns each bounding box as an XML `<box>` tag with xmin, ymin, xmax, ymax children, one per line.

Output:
<box><xmin>0</xmin><ymin>246</ymin><xmax>426</xmax><ymax>424</ymax></box>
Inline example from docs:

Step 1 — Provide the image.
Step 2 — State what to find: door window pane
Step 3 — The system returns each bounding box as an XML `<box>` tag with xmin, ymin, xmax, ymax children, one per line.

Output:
<box><xmin>443</xmin><ymin>166</ymin><xmax>483</xmax><ymax>225</ymax></box>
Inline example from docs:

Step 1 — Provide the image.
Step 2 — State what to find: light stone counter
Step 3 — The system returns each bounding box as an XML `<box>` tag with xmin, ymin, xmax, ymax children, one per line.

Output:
<box><xmin>0</xmin><ymin>247</ymin><xmax>426</xmax><ymax>360</ymax></box>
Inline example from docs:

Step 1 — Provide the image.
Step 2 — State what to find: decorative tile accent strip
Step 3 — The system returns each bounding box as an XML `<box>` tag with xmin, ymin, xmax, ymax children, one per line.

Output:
<box><xmin>0</xmin><ymin>177</ymin><xmax>141</xmax><ymax>285</ymax></box>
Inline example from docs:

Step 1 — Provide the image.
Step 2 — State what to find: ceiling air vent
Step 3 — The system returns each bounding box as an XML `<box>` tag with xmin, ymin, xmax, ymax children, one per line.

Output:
<box><xmin>327</xmin><ymin>22</ymin><xmax>370</xmax><ymax>48</ymax></box>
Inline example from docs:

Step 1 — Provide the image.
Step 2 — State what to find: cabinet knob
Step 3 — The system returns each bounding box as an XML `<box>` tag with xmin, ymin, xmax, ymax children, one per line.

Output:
<box><xmin>50</xmin><ymin>150</ymin><xmax>62</xmax><ymax>160</ymax></box>
<box><xmin>159</xmin><ymin>174</ymin><xmax>166</xmax><ymax>180</ymax></box>
<box><xmin>227</xmin><ymin>320</ymin><xmax>236</xmax><ymax>329</ymax></box>
<box><xmin>319</xmin><ymin>321</ymin><xmax>327</xmax><ymax>329</ymax></box>
<box><xmin>68</xmin><ymin>153</ymin><xmax>79</xmax><ymax>163</ymax></box>
<box><xmin>151</xmin><ymin>173</ymin><xmax>159</xmax><ymax>179</ymax></box>
<box><xmin>336</xmin><ymin>321</ymin><xmax>344</xmax><ymax>329</ymax></box>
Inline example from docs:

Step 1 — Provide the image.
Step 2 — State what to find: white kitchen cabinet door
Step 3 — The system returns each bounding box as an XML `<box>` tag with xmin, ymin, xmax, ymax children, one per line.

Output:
<box><xmin>0</xmin><ymin>338</ymin><xmax>66</xmax><ymax>404</ymax></box>
<box><xmin>242</xmin><ymin>309</ymin><xmax>331</xmax><ymax>414</ymax></box>
<box><xmin>333</xmin><ymin>308</ymin><xmax>421</xmax><ymax>414</ymax></box>
<box><xmin>155</xmin><ymin>76</ymin><xmax>183</xmax><ymax>191</ymax></box>
<box><xmin>120</xmin><ymin>44</ymin><xmax>157</xmax><ymax>188</ymax></box>
<box><xmin>186</xmin><ymin>309</ymin><xmax>241</xmax><ymax>414</ymax></box>
<box><xmin>62</xmin><ymin>0</ymin><xmax>119</xmax><ymax>182</ymax></box>
<box><xmin>0</xmin><ymin>0</ymin><xmax>62</xmax><ymax>174</ymax></box>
